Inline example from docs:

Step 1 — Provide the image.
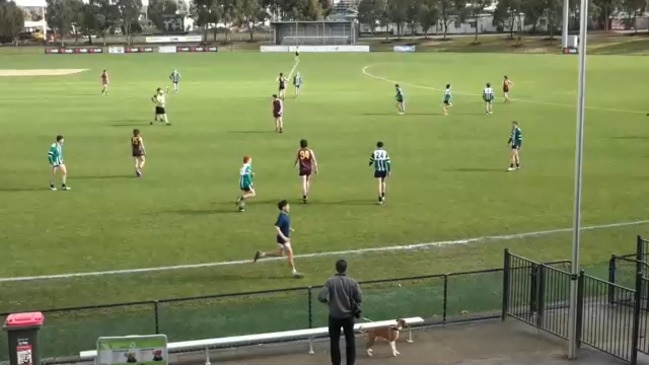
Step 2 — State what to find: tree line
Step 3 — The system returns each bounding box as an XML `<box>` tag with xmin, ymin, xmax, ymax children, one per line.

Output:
<box><xmin>0</xmin><ymin>0</ymin><xmax>647</xmax><ymax>45</ymax></box>
<box><xmin>358</xmin><ymin>0</ymin><xmax>648</xmax><ymax>41</ymax></box>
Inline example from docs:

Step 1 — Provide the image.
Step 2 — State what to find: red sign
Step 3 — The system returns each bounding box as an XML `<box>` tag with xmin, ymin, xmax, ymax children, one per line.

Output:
<box><xmin>175</xmin><ymin>46</ymin><xmax>217</xmax><ymax>53</ymax></box>
<box><xmin>44</xmin><ymin>47</ymin><xmax>103</xmax><ymax>54</ymax></box>
<box><xmin>125</xmin><ymin>47</ymin><xmax>154</xmax><ymax>53</ymax></box>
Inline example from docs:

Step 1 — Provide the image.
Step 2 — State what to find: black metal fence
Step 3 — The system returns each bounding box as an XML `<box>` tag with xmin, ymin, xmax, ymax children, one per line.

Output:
<box><xmin>503</xmin><ymin>236</ymin><xmax>649</xmax><ymax>365</ymax></box>
<box><xmin>0</xmin><ymin>268</ymin><xmax>506</xmax><ymax>362</ymax></box>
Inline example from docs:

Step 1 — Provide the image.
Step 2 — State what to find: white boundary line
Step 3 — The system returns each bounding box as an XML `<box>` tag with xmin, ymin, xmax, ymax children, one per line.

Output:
<box><xmin>0</xmin><ymin>219</ymin><xmax>647</xmax><ymax>283</ymax></box>
<box><xmin>287</xmin><ymin>59</ymin><xmax>300</xmax><ymax>80</ymax></box>
<box><xmin>361</xmin><ymin>64</ymin><xmax>647</xmax><ymax>115</ymax></box>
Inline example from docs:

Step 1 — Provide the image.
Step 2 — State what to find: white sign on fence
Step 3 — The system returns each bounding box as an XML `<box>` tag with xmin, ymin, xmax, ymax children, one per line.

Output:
<box><xmin>145</xmin><ymin>36</ymin><xmax>202</xmax><ymax>43</ymax></box>
<box><xmin>108</xmin><ymin>46</ymin><xmax>125</xmax><ymax>54</ymax></box>
<box><xmin>260</xmin><ymin>45</ymin><xmax>370</xmax><ymax>53</ymax></box>
<box><xmin>158</xmin><ymin>46</ymin><xmax>177</xmax><ymax>54</ymax></box>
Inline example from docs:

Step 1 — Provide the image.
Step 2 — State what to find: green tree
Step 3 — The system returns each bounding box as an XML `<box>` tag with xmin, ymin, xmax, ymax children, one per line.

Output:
<box><xmin>467</xmin><ymin>0</ymin><xmax>486</xmax><ymax>42</ymax></box>
<box><xmin>387</xmin><ymin>0</ymin><xmax>407</xmax><ymax>37</ymax></box>
<box><xmin>116</xmin><ymin>0</ymin><xmax>142</xmax><ymax>44</ymax></box>
<box><xmin>620</xmin><ymin>0</ymin><xmax>645</xmax><ymax>33</ymax></box>
<box><xmin>519</xmin><ymin>0</ymin><xmax>544</xmax><ymax>33</ymax></box>
<box><xmin>149</xmin><ymin>0</ymin><xmax>178</xmax><ymax>31</ymax></box>
<box><xmin>0</xmin><ymin>0</ymin><xmax>24</xmax><ymax>44</ymax></box>
<box><xmin>543</xmin><ymin>0</ymin><xmax>561</xmax><ymax>41</ymax></box>
<box><xmin>89</xmin><ymin>0</ymin><xmax>119</xmax><ymax>45</ymax></box>
<box><xmin>68</xmin><ymin>0</ymin><xmax>85</xmax><ymax>45</ymax></box>
<box><xmin>417</xmin><ymin>0</ymin><xmax>439</xmax><ymax>38</ymax></box>
<box><xmin>46</xmin><ymin>0</ymin><xmax>81</xmax><ymax>45</ymax></box>
<box><xmin>240</xmin><ymin>0</ymin><xmax>267</xmax><ymax>41</ymax></box>
<box><xmin>492</xmin><ymin>0</ymin><xmax>522</xmax><ymax>39</ymax></box>
<box><xmin>358</xmin><ymin>0</ymin><xmax>387</xmax><ymax>34</ymax></box>
<box><xmin>405</xmin><ymin>0</ymin><xmax>419</xmax><ymax>36</ymax></box>
<box><xmin>190</xmin><ymin>0</ymin><xmax>221</xmax><ymax>42</ymax></box>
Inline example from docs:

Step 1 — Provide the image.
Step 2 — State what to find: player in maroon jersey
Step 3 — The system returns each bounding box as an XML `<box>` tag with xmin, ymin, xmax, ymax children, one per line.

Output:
<box><xmin>101</xmin><ymin>70</ymin><xmax>109</xmax><ymax>95</ymax></box>
<box><xmin>272</xmin><ymin>94</ymin><xmax>284</xmax><ymax>133</ymax></box>
<box><xmin>294</xmin><ymin>139</ymin><xmax>318</xmax><ymax>203</ymax></box>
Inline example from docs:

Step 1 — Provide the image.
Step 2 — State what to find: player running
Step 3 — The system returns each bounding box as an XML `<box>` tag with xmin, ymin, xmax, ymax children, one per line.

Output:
<box><xmin>294</xmin><ymin>47</ymin><xmax>300</xmax><ymax>61</ymax></box>
<box><xmin>131</xmin><ymin>129</ymin><xmax>146</xmax><ymax>177</ymax></box>
<box><xmin>151</xmin><ymin>88</ymin><xmax>171</xmax><ymax>125</ymax></box>
<box><xmin>169</xmin><ymin>69</ymin><xmax>181</xmax><ymax>93</ymax></box>
<box><xmin>483</xmin><ymin>83</ymin><xmax>495</xmax><ymax>114</ymax></box>
<box><xmin>294</xmin><ymin>139</ymin><xmax>319</xmax><ymax>204</ymax></box>
<box><xmin>293</xmin><ymin>72</ymin><xmax>302</xmax><ymax>98</ymax></box>
<box><xmin>48</xmin><ymin>135</ymin><xmax>70</xmax><ymax>191</ymax></box>
<box><xmin>395</xmin><ymin>84</ymin><xmax>405</xmax><ymax>115</ymax></box>
<box><xmin>253</xmin><ymin>199</ymin><xmax>302</xmax><ymax>278</ymax></box>
<box><xmin>507</xmin><ymin>121</ymin><xmax>523</xmax><ymax>171</ymax></box>
<box><xmin>443</xmin><ymin>84</ymin><xmax>453</xmax><ymax>115</ymax></box>
<box><xmin>278</xmin><ymin>72</ymin><xmax>287</xmax><ymax>100</ymax></box>
<box><xmin>235</xmin><ymin>155</ymin><xmax>256</xmax><ymax>212</ymax></box>
<box><xmin>272</xmin><ymin>94</ymin><xmax>284</xmax><ymax>133</ymax></box>
<box><xmin>369</xmin><ymin>141</ymin><xmax>391</xmax><ymax>205</ymax></box>
<box><xmin>503</xmin><ymin>76</ymin><xmax>513</xmax><ymax>104</ymax></box>
<box><xmin>101</xmin><ymin>70</ymin><xmax>109</xmax><ymax>95</ymax></box>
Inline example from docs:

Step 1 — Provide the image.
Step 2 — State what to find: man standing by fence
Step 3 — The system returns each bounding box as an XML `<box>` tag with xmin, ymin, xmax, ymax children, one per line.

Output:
<box><xmin>318</xmin><ymin>259</ymin><xmax>362</xmax><ymax>365</ymax></box>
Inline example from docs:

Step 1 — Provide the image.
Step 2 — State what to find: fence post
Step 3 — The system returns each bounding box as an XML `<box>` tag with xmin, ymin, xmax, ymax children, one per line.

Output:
<box><xmin>608</xmin><ymin>255</ymin><xmax>616</xmax><ymax>305</ymax></box>
<box><xmin>442</xmin><ymin>275</ymin><xmax>448</xmax><ymax>325</ymax></box>
<box><xmin>631</xmin><ymin>271</ymin><xmax>642</xmax><ymax>365</ymax></box>
<box><xmin>529</xmin><ymin>263</ymin><xmax>538</xmax><ymax>316</ymax></box>
<box><xmin>576</xmin><ymin>271</ymin><xmax>584</xmax><ymax>349</ymax></box>
<box><xmin>637</xmin><ymin>235</ymin><xmax>645</xmax><ymax>264</ymax></box>
<box><xmin>308</xmin><ymin>286</ymin><xmax>313</xmax><ymax>329</ymax></box>
<box><xmin>535</xmin><ymin>265</ymin><xmax>545</xmax><ymax>329</ymax></box>
<box><xmin>502</xmin><ymin>249</ymin><xmax>511</xmax><ymax>321</ymax></box>
<box><xmin>154</xmin><ymin>300</ymin><xmax>160</xmax><ymax>334</ymax></box>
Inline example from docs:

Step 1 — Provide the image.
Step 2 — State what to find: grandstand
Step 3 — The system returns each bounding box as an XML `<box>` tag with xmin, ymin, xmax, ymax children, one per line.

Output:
<box><xmin>270</xmin><ymin>21</ymin><xmax>357</xmax><ymax>45</ymax></box>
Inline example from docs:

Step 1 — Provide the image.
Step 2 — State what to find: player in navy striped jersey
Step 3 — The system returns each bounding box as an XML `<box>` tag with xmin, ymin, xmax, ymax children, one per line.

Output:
<box><xmin>443</xmin><ymin>84</ymin><xmax>453</xmax><ymax>115</ymax></box>
<box><xmin>483</xmin><ymin>83</ymin><xmax>495</xmax><ymax>114</ymax></box>
<box><xmin>369</xmin><ymin>141</ymin><xmax>391</xmax><ymax>205</ymax></box>
<box><xmin>507</xmin><ymin>121</ymin><xmax>523</xmax><ymax>171</ymax></box>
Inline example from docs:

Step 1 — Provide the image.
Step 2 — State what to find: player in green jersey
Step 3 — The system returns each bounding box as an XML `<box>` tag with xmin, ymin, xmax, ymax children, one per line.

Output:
<box><xmin>395</xmin><ymin>84</ymin><xmax>405</xmax><ymax>115</ymax></box>
<box><xmin>169</xmin><ymin>69</ymin><xmax>181</xmax><ymax>93</ymax></box>
<box><xmin>293</xmin><ymin>72</ymin><xmax>302</xmax><ymax>98</ymax></box>
<box><xmin>236</xmin><ymin>155</ymin><xmax>256</xmax><ymax>211</ymax></box>
<box><xmin>48</xmin><ymin>135</ymin><xmax>70</xmax><ymax>191</ymax></box>
<box><xmin>369</xmin><ymin>141</ymin><xmax>391</xmax><ymax>204</ymax></box>
<box><xmin>443</xmin><ymin>84</ymin><xmax>453</xmax><ymax>115</ymax></box>
<box><xmin>507</xmin><ymin>121</ymin><xmax>523</xmax><ymax>171</ymax></box>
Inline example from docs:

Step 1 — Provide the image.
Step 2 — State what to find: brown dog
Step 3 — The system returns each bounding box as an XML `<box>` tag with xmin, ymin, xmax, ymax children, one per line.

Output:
<box><xmin>363</xmin><ymin>318</ymin><xmax>407</xmax><ymax>357</ymax></box>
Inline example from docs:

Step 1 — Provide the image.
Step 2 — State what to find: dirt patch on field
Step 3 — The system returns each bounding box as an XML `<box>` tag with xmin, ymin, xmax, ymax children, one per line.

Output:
<box><xmin>0</xmin><ymin>69</ymin><xmax>88</xmax><ymax>77</ymax></box>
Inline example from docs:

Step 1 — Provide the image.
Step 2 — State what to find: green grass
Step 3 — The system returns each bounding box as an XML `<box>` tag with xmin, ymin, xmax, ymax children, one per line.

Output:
<box><xmin>0</xmin><ymin>47</ymin><xmax>648</xmax><ymax>360</ymax></box>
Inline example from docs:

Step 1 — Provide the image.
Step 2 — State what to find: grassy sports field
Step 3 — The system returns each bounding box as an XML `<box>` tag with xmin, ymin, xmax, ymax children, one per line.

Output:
<box><xmin>0</xmin><ymin>40</ymin><xmax>648</xmax><ymax>357</ymax></box>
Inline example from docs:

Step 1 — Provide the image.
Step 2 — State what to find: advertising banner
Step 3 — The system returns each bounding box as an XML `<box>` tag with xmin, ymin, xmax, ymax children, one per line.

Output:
<box><xmin>259</xmin><ymin>46</ymin><xmax>289</xmax><ymax>52</ymax></box>
<box><xmin>393</xmin><ymin>45</ymin><xmax>415</xmax><ymax>52</ymax></box>
<box><xmin>287</xmin><ymin>45</ymin><xmax>369</xmax><ymax>53</ymax></box>
<box><xmin>158</xmin><ymin>46</ymin><xmax>177</xmax><ymax>54</ymax></box>
<box><xmin>145</xmin><ymin>35</ymin><xmax>202</xmax><ymax>43</ymax></box>
<box><xmin>97</xmin><ymin>335</ymin><xmax>168</xmax><ymax>365</ymax></box>
<box><xmin>176</xmin><ymin>46</ymin><xmax>217</xmax><ymax>52</ymax></box>
<box><xmin>108</xmin><ymin>46</ymin><xmax>125</xmax><ymax>54</ymax></box>
<box><xmin>45</xmin><ymin>47</ymin><xmax>103</xmax><ymax>54</ymax></box>
<box><xmin>124</xmin><ymin>47</ymin><xmax>154</xmax><ymax>53</ymax></box>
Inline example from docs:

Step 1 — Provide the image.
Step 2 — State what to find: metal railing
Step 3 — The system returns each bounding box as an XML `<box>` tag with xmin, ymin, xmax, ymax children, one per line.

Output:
<box><xmin>0</xmin><ymin>268</ymin><xmax>505</xmax><ymax>362</ymax></box>
<box><xmin>503</xmin><ymin>245</ymin><xmax>645</xmax><ymax>364</ymax></box>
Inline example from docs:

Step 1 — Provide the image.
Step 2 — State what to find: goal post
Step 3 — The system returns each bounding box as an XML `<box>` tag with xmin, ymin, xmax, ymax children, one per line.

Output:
<box><xmin>271</xmin><ymin>21</ymin><xmax>357</xmax><ymax>46</ymax></box>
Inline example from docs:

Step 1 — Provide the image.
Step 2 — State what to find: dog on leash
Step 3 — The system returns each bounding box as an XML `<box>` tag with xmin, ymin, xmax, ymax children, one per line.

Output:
<box><xmin>361</xmin><ymin>318</ymin><xmax>408</xmax><ymax>357</ymax></box>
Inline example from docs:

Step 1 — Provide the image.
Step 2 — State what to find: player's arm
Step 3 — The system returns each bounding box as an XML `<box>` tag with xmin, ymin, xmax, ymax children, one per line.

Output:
<box><xmin>140</xmin><ymin>138</ymin><xmax>146</xmax><ymax>154</ymax></box>
<box><xmin>275</xmin><ymin>225</ymin><xmax>289</xmax><ymax>242</ymax></box>
<box><xmin>151</xmin><ymin>95</ymin><xmax>157</xmax><ymax>103</ymax></box>
<box><xmin>47</xmin><ymin>145</ymin><xmax>56</xmax><ymax>164</ymax></box>
<box><xmin>368</xmin><ymin>153</ymin><xmax>374</xmax><ymax>166</ymax></box>
<box><xmin>311</xmin><ymin>149</ymin><xmax>319</xmax><ymax>174</ymax></box>
<box><xmin>386</xmin><ymin>156</ymin><xmax>392</xmax><ymax>174</ymax></box>
<box><xmin>294</xmin><ymin>151</ymin><xmax>300</xmax><ymax>167</ymax></box>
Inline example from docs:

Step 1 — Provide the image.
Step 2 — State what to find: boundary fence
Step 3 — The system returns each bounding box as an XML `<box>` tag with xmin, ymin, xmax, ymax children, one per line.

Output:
<box><xmin>503</xmin><ymin>235</ymin><xmax>649</xmax><ymax>365</ymax></box>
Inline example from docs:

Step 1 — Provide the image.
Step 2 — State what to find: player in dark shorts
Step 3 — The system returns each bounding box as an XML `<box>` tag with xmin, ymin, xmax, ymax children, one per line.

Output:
<box><xmin>131</xmin><ymin>129</ymin><xmax>146</xmax><ymax>177</ymax></box>
<box><xmin>503</xmin><ymin>76</ymin><xmax>513</xmax><ymax>104</ymax></box>
<box><xmin>294</xmin><ymin>139</ymin><xmax>319</xmax><ymax>203</ymax></box>
<box><xmin>272</xmin><ymin>94</ymin><xmax>284</xmax><ymax>133</ymax></box>
<box><xmin>278</xmin><ymin>73</ymin><xmax>287</xmax><ymax>100</ymax></box>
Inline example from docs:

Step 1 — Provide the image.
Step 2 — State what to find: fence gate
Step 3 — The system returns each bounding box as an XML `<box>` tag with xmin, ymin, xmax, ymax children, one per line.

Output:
<box><xmin>502</xmin><ymin>248</ymin><xmax>642</xmax><ymax>364</ymax></box>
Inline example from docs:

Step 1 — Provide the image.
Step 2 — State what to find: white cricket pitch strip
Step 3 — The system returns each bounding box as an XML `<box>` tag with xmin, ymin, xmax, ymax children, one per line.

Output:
<box><xmin>0</xmin><ymin>69</ymin><xmax>88</xmax><ymax>77</ymax></box>
<box><xmin>361</xmin><ymin>64</ymin><xmax>647</xmax><ymax>115</ymax></box>
<box><xmin>0</xmin><ymin>219</ymin><xmax>647</xmax><ymax>283</ymax></box>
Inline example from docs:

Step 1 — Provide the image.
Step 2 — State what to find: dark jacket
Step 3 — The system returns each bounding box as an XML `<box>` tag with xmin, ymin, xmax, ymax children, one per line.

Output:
<box><xmin>318</xmin><ymin>273</ymin><xmax>362</xmax><ymax>319</ymax></box>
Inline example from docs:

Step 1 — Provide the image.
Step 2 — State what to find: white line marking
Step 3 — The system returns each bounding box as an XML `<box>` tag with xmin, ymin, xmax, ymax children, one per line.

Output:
<box><xmin>0</xmin><ymin>219</ymin><xmax>647</xmax><ymax>283</ymax></box>
<box><xmin>361</xmin><ymin>64</ymin><xmax>647</xmax><ymax>115</ymax></box>
<box><xmin>287</xmin><ymin>59</ymin><xmax>300</xmax><ymax>80</ymax></box>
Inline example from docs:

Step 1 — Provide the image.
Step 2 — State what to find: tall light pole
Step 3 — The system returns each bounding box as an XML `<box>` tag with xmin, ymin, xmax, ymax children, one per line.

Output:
<box><xmin>562</xmin><ymin>0</ymin><xmax>570</xmax><ymax>48</ymax></box>
<box><xmin>567</xmin><ymin>0</ymin><xmax>590</xmax><ymax>359</ymax></box>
